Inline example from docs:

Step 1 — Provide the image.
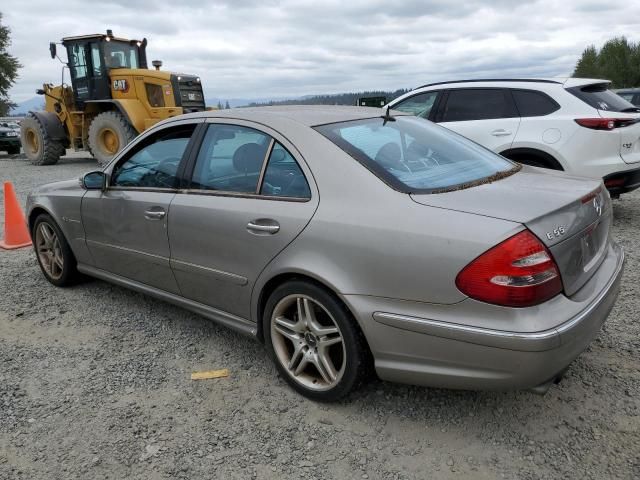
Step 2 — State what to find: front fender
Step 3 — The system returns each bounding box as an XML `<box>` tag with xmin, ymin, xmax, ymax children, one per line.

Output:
<box><xmin>27</xmin><ymin>181</ymin><xmax>92</xmax><ymax>265</ymax></box>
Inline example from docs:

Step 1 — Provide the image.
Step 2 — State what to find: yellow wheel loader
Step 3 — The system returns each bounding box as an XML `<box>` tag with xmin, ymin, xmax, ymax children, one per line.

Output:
<box><xmin>21</xmin><ymin>30</ymin><xmax>206</xmax><ymax>165</ymax></box>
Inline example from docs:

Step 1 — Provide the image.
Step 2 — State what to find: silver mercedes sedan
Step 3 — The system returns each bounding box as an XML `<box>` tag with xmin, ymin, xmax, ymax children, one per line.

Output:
<box><xmin>26</xmin><ymin>106</ymin><xmax>624</xmax><ymax>401</ymax></box>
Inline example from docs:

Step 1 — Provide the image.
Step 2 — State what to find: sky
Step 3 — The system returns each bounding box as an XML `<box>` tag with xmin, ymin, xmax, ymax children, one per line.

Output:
<box><xmin>3</xmin><ymin>0</ymin><xmax>640</xmax><ymax>104</ymax></box>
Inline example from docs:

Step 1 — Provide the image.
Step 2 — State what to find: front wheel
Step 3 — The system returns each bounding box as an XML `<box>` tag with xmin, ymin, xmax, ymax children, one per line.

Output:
<box><xmin>32</xmin><ymin>214</ymin><xmax>82</xmax><ymax>287</ymax></box>
<box><xmin>263</xmin><ymin>280</ymin><xmax>371</xmax><ymax>401</ymax></box>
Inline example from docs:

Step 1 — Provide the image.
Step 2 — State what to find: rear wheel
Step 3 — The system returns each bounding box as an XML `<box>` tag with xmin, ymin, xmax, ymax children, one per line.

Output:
<box><xmin>263</xmin><ymin>280</ymin><xmax>371</xmax><ymax>401</ymax></box>
<box><xmin>88</xmin><ymin>111</ymin><xmax>136</xmax><ymax>165</ymax></box>
<box><xmin>32</xmin><ymin>214</ymin><xmax>82</xmax><ymax>287</ymax></box>
<box><xmin>20</xmin><ymin>113</ymin><xmax>65</xmax><ymax>165</ymax></box>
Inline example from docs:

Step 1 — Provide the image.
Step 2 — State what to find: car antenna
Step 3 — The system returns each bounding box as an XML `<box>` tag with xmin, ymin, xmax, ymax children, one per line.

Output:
<box><xmin>381</xmin><ymin>106</ymin><xmax>396</xmax><ymax>125</ymax></box>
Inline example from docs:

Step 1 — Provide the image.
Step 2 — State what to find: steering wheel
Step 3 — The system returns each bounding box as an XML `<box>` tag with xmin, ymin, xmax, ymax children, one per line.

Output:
<box><xmin>152</xmin><ymin>157</ymin><xmax>181</xmax><ymax>188</ymax></box>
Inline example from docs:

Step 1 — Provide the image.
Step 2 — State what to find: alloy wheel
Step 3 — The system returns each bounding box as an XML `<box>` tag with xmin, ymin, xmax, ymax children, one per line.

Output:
<box><xmin>270</xmin><ymin>294</ymin><xmax>346</xmax><ymax>391</ymax></box>
<box><xmin>35</xmin><ymin>222</ymin><xmax>64</xmax><ymax>280</ymax></box>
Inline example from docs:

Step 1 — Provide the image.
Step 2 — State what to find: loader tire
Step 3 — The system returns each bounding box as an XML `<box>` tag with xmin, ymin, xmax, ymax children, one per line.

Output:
<box><xmin>20</xmin><ymin>113</ymin><xmax>66</xmax><ymax>166</ymax></box>
<box><xmin>88</xmin><ymin>111</ymin><xmax>137</xmax><ymax>165</ymax></box>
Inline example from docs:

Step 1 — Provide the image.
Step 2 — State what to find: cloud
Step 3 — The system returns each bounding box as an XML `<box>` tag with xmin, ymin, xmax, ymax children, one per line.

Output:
<box><xmin>3</xmin><ymin>0</ymin><xmax>640</xmax><ymax>103</ymax></box>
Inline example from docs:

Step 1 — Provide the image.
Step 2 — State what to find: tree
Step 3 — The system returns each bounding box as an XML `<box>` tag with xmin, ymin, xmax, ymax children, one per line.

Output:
<box><xmin>216</xmin><ymin>101</ymin><xmax>222</xmax><ymax>110</ymax></box>
<box><xmin>0</xmin><ymin>13</ymin><xmax>20</xmax><ymax>116</ymax></box>
<box><xmin>573</xmin><ymin>37</ymin><xmax>640</xmax><ymax>88</ymax></box>
<box><xmin>573</xmin><ymin>45</ymin><xmax>599</xmax><ymax>79</ymax></box>
<box><xmin>224</xmin><ymin>100</ymin><xmax>230</xmax><ymax>109</ymax></box>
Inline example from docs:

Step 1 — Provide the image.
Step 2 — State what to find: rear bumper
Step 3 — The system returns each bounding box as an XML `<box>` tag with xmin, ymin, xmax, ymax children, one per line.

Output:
<box><xmin>603</xmin><ymin>166</ymin><xmax>640</xmax><ymax>195</ymax></box>
<box><xmin>347</xmin><ymin>242</ymin><xmax>624</xmax><ymax>391</ymax></box>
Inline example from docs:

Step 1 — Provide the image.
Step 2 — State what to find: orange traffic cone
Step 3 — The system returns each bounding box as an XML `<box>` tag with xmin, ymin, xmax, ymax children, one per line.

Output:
<box><xmin>0</xmin><ymin>182</ymin><xmax>32</xmax><ymax>250</ymax></box>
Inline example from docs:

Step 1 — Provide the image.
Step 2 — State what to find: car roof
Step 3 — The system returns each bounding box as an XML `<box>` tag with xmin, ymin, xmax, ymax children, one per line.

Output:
<box><xmin>175</xmin><ymin>105</ymin><xmax>411</xmax><ymax>128</ymax></box>
<box><xmin>412</xmin><ymin>77</ymin><xmax>611</xmax><ymax>90</ymax></box>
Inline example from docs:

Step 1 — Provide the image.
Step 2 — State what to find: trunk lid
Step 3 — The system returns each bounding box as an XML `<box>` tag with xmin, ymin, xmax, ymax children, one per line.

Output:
<box><xmin>410</xmin><ymin>167</ymin><xmax>612</xmax><ymax>296</ymax></box>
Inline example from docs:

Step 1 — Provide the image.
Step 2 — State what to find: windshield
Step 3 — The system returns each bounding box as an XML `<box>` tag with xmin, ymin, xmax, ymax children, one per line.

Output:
<box><xmin>568</xmin><ymin>83</ymin><xmax>637</xmax><ymax>112</ymax></box>
<box><xmin>104</xmin><ymin>41</ymin><xmax>140</xmax><ymax>69</ymax></box>
<box><xmin>315</xmin><ymin>116</ymin><xmax>518</xmax><ymax>193</ymax></box>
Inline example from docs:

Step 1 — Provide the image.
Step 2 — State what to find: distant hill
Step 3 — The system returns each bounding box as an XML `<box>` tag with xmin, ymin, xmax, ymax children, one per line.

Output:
<box><xmin>245</xmin><ymin>90</ymin><xmax>410</xmax><ymax>107</ymax></box>
<box><xmin>11</xmin><ymin>96</ymin><xmax>45</xmax><ymax>115</ymax></box>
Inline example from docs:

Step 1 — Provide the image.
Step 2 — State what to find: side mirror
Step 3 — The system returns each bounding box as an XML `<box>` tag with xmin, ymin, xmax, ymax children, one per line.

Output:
<box><xmin>49</xmin><ymin>42</ymin><xmax>57</xmax><ymax>59</ymax></box>
<box><xmin>81</xmin><ymin>171</ymin><xmax>106</xmax><ymax>190</ymax></box>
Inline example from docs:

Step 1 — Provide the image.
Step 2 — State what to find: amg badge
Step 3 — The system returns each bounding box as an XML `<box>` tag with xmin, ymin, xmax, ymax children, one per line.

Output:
<box><xmin>546</xmin><ymin>226</ymin><xmax>566</xmax><ymax>240</ymax></box>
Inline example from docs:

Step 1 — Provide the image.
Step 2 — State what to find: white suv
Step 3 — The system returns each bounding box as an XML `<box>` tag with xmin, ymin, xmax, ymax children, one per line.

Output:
<box><xmin>387</xmin><ymin>78</ymin><xmax>640</xmax><ymax>197</ymax></box>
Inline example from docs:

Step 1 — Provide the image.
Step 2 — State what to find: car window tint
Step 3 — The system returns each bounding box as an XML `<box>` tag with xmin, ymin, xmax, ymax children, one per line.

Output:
<box><xmin>111</xmin><ymin>124</ymin><xmax>195</xmax><ymax>188</ymax></box>
<box><xmin>512</xmin><ymin>89</ymin><xmax>560</xmax><ymax>117</ymax></box>
<box><xmin>568</xmin><ymin>84</ymin><xmax>636</xmax><ymax>112</ymax></box>
<box><xmin>393</xmin><ymin>92</ymin><xmax>439</xmax><ymax>118</ymax></box>
<box><xmin>260</xmin><ymin>143</ymin><xmax>310</xmax><ymax>198</ymax></box>
<box><xmin>441</xmin><ymin>89</ymin><xmax>516</xmax><ymax>122</ymax></box>
<box><xmin>192</xmin><ymin>124</ymin><xmax>271</xmax><ymax>193</ymax></box>
<box><xmin>316</xmin><ymin>116</ymin><xmax>516</xmax><ymax>193</ymax></box>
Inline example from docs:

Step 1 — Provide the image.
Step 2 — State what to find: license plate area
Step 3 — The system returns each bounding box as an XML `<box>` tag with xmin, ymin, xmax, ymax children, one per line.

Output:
<box><xmin>581</xmin><ymin>219</ymin><xmax>608</xmax><ymax>272</ymax></box>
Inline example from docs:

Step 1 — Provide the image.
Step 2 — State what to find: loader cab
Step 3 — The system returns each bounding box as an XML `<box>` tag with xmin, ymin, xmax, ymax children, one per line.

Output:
<box><xmin>62</xmin><ymin>31</ymin><xmax>148</xmax><ymax>107</ymax></box>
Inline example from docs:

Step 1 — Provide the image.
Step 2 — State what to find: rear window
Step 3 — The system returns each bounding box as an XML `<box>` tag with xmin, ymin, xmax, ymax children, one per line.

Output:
<box><xmin>568</xmin><ymin>83</ymin><xmax>637</xmax><ymax>112</ymax></box>
<box><xmin>512</xmin><ymin>89</ymin><xmax>560</xmax><ymax>117</ymax></box>
<box><xmin>440</xmin><ymin>89</ymin><xmax>517</xmax><ymax>122</ymax></box>
<box><xmin>315</xmin><ymin>116</ymin><xmax>518</xmax><ymax>193</ymax></box>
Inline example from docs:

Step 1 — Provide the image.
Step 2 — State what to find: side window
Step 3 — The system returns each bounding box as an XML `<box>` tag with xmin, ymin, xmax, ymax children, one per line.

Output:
<box><xmin>441</xmin><ymin>89</ymin><xmax>517</xmax><ymax>122</ymax></box>
<box><xmin>512</xmin><ymin>89</ymin><xmax>560</xmax><ymax>117</ymax></box>
<box><xmin>393</xmin><ymin>91</ymin><xmax>439</xmax><ymax>118</ymax></box>
<box><xmin>261</xmin><ymin>143</ymin><xmax>311</xmax><ymax>198</ymax></box>
<box><xmin>90</xmin><ymin>43</ymin><xmax>102</xmax><ymax>76</ymax></box>
<box><xmin>191</xmin><ymin>124</ymin><xmax>271</xmax><ymax>193</ymax></box>
<box><xmin>69</xmin><ymin>44</ymin><xmax>87</xmax><ymax>80</ymax></box>
<box><xmin>111</xmin><ymin>124</ymin><xmax>195</xmax><ymax>189</ymax></box>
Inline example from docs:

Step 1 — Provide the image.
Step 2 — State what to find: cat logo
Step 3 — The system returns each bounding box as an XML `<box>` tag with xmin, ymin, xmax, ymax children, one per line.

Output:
<box><xmin>112</xmin><ymin>79</ymin><xmax>129</xmax><ymax>92</ymax></box>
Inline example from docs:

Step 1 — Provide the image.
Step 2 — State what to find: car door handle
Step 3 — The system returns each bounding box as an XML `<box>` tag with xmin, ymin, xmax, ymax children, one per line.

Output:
<box><xmin>247</xmin><ymin>220</ymin><xmax>280</xmax><ymax>234</ymax></box>
<box><xmin>144</xmin><ymin>209</ymin><xmax>166</xmax><ymax>220</ymax></box>
<box><xmin>491</xmin><ymin>129</ymin><xmax>512</xmax><ymax>137</ymax></box>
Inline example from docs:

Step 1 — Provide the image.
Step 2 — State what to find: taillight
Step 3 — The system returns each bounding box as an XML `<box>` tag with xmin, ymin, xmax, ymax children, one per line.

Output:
<box><xmin>455</xmin><ymin>230</ymin><xmax>563</xmax><ymax>307</ymax></box>
<box><xmin>574</xmin><ymin>118</ymin><xmax>637</xmax><ymax>130</ymax></box>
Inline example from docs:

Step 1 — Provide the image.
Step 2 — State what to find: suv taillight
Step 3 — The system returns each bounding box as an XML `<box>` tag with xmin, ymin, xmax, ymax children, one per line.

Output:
<box><xmin>574</xmin><ymin>118</ymin><xmax>637</xmax><ymax>130</ymax></box>
<box><xmin>455</xmin><ymin>230</ymin><xmax>563</xmax><ymax>307</ymax></box>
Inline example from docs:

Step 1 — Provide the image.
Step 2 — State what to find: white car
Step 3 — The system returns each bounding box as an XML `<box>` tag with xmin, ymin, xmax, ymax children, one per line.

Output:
<box><xmin>387</xmin><ymin>78</ymin><xmax>640</xmax><ymax>197</ymax></box>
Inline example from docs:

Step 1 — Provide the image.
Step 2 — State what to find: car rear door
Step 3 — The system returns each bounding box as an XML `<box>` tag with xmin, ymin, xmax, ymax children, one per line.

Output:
<box><xmin>82</xmin><ymin>120</ymin><xmax>201</xmax><ymax>294</ymax></box>
<box><xmin>434</xmin><ymin>88</ymin><xmax>521</xmax><ymax>153</ymax></box>
<box><xmin>167</xmin><ymin>120</ymin><xmax>318</xmax><ymax>320</ymax></box>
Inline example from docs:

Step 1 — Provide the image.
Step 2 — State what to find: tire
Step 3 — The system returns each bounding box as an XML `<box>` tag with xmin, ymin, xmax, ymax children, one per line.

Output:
<box><xmin>263</xmin><ymin>280</ymin><xmax>371</xmax><ymax>402</ymax></box>
<box><xmin>88</xmin><ymin>111</ymin><xmax>136</xmax><ymax>165</ymax></box>
<box><xmin>32</xmin><ymin>214</ymin><xmax>82</xmax><ymax>287</ymax></box>
<box><xmin>20</xmin><ymin>113</ymin><xmax>65</xmax><ymax>165</ymax></box>
<box><xmin>6</xmin><ymin>145</ymin><xmax>20</xmax><ymax>155</ymax></box>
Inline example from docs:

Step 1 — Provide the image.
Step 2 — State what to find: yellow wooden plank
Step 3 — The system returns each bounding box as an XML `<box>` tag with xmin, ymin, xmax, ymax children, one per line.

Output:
<box><xmin>191</xmin><ymin>369</ymin><xmax>230</xmax><ymax>380</ymax></box>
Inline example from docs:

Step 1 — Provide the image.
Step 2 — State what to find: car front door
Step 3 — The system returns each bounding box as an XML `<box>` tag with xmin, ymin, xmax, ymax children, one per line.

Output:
<box><xmin>168</xmin><ymin>121</ymin><xmax>318</xmax><ymax>320</ymax></box>
<box><xmin>435</xmin><ymin>88</ymin><xmax>521</xmax><ymax>153</ymax></box>
<box><xmin>82</xmin><ymin>121</ymin><xmax>200</xmax><ymax>294</ymax></box>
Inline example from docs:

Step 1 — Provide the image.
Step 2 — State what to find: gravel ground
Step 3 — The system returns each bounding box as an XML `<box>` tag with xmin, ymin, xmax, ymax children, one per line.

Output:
<box><xmin>1</xmin><ymin>151</ymin><xmax>639</xmax><ymax>480</ymax></box>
